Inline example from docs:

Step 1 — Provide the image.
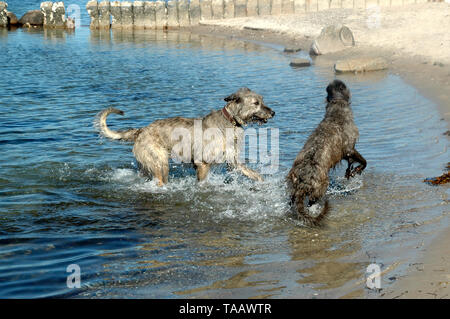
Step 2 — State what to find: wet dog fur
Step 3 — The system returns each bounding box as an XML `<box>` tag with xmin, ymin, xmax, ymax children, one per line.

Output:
<box><xmin>97</xmin><ymin>88</ymin><xmax>275</xmax><ymax>186</ymax></box>
<box><xmin>287</xmin><ymin>80</ymin><xmax>367</xmax><ymax>226</ymax></box>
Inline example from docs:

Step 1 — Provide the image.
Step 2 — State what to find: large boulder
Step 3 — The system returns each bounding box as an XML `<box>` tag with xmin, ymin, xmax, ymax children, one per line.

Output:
<box><xmin>310</xmin><ymin>24</ymin><xmax>355</xmax><ymax>55</ymax></box>
<box><xmin>19</xmin><ymin>10</ymin><xmax>44</xmax><ymax>26</ymax></box>
<box><xmin>334</xmin><ymin>58</ymin><xmax>388</xmax><ymax>73</ymax></box>
<box><xmin>7</xmin><ymin>11</ymin><xmax>19</xmax><ymax>25</ymax></box>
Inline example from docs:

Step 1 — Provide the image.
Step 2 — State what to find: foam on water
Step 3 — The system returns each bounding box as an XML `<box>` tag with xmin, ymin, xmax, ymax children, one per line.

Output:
<box><xmin>100</xmin><ymin>166</ymin><xmax>291</xmax><ymax>222</ymax></box>
<box><xmin>95</xmin><ymin>163</ymin><xmax>364</xmax><ymax>225</ymax></box>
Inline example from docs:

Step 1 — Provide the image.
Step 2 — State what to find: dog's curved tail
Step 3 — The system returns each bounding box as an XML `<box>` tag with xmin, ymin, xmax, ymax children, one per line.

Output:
<box><xmin>96</xmin><ymin>107</ymin><xmax>141</xmax><ymax>142</ymax></box>
<box><xmin>291</xmin><ymin>189</ymin><xmax>329</xmax><ymax>227</ymax></box>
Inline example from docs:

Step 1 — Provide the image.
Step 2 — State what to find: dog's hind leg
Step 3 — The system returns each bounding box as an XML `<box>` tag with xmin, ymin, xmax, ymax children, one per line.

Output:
<box><xmin>233</xmin><ymin>163</ymin><xmax>264</xmax><ymax>182</ymax></box>
<box><xmin>133</xmin><ymin>142</ymin><xmax>169</xmax><ymax>186</ymax></box>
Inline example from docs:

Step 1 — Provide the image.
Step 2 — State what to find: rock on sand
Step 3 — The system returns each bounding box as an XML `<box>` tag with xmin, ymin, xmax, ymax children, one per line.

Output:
<box><xmin>334</xmin><ymin>58</ymin><xmax>388</xmax><ymax>73</ymax></box>
<box><xmin>311</xmin><ymin>24</ymin><xmax>355</xmax><ymax>55</ymax></box>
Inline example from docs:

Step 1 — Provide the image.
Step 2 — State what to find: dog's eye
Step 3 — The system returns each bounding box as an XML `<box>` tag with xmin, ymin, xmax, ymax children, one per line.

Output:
<box><xmin>254</xmin><ymin>101</ymin><xmax>259</xmax><ymax>105</ymax></box>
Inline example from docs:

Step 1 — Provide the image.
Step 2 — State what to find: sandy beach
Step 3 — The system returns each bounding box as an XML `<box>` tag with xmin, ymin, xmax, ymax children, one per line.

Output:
<box><xmin>191</xmin><ymin>2</ymin><xmax>450</xmax><ymax>298</ymax></box>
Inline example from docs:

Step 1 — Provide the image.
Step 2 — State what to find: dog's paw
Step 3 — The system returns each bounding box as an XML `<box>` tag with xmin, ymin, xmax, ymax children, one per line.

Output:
<box><xmin>353</xmin><ymin>166</ymin><xmax>363</xmax><ymax>175</ymax></box>
<box><xmin>345</xmin><ymin>168</ymin><xmax>352</xmax><ymax>179</ymax></box>
<box><xmin>348</xmin><ymin>166</ymin><xmax>363</xmax><ymax>178</ymax></box>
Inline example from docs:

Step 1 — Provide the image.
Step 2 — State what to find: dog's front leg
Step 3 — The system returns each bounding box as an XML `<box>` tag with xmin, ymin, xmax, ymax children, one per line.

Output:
<box><xmin>233</xmin><ymin>163</ymin><xmax>264</xmax><ymax>182</ymax></box>
<box><xmin>195</xmin><ymin>163</ymin><xmax>210</xmax><ymax>182</ymax></box>
<box><xmin>346</xmin><ymin>150</ymin><xmax>367</xmax><ymax>179</ymax></box>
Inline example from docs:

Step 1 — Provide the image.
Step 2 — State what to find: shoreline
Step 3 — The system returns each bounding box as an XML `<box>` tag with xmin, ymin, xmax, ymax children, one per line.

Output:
<box><xmin>190</xmin><ymin>3</ymin><xmax>450</xmax><ymax>129</ymax></box>
<box><xmin>188</xmin><ymin>5</ymin><xmax>450</xmax><ymax>299</ymax></box>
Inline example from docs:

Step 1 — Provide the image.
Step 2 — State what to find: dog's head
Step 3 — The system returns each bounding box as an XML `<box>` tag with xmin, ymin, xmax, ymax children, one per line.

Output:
<box><xmin>224</xmin><ymin>88</ymin><xmax>275</xmax><ymax>126</ymax></box>
<box><xmin>326</xmin><ymin>80</ymin><xmax>351</xmax><ymax>103</ymax></box>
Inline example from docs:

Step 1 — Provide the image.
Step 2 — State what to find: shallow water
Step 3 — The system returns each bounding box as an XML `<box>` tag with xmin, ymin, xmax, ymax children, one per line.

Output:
<box><xmin>1</xmin><ymin>17</ymin><xmax>449</xmax><ymax>298</ymax></box>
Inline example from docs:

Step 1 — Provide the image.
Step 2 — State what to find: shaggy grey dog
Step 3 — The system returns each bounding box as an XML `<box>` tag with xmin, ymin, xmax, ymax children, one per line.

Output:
<box><xmin>97</xmin><ymin>88</ymin><xmax>275</xmax><ymax>186</ymax></box>
<box><xmin>287</xmin><ymin>80</ymin><xmax>366</xmax><ymax>225</ymax></box>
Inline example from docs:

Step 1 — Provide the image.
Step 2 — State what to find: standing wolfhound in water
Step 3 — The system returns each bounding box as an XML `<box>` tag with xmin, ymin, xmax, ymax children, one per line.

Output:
<box><xmin>287</xmin><ymin>80</ymin><xmax>367</xmax><ymax>226</ymax></box>
<box><xmin>96</xmin><ymin>88</ymin><xmax>275</xmax><ymax>186</ymax></box>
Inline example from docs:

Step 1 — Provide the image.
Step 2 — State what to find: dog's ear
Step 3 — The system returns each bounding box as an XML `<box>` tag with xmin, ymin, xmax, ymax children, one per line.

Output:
<box><xmin>224</xmin><ymin>88</ymin><xmax>252</xmax><ymax>103</ymax></box>
<box><xmin>238</xmin><ymin>87</ymin><xmax>251</xmax><ymax>93</ymax></box>
<box><xmin>224</xmin><ymin>93</ymin><xmax>241</xmax><ymax>103</ymax></box>
<box><xmin>326</xmin><ymin>84</ymin><xmax>334</xmax><ymax>102</ymax></box>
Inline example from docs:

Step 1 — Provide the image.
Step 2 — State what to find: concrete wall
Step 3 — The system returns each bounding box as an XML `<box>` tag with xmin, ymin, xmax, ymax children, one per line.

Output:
<box><xmin>84</xmin><ymin>0</ymin><xmax>436</xmax><ymax>30</ymax></box>
<box><xmin>40</xmin><ymin>2</ymin><xmax>67</xmax><ymax>28</ymax></box>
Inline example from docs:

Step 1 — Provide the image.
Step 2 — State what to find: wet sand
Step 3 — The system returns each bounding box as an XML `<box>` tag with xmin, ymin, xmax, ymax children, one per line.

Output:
<box><xmin>381</xmin><ymin>229</ymin><xmax>450</xmax><ymax>299</ymax></box>
<box><xmin>188</xmin><ymin>3</ymin><xmax>450</xmax><ymax>299</ymax></box>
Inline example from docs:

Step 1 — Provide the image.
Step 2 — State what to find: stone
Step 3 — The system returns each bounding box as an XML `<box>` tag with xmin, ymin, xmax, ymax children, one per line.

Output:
<box><xmin>211</xmin><ymin>0</ymin><xmax>224</xmax><ymax>19</ymax></box>
<box><xmin>289</xmin><ymin>58</ymin><xmax>311</xmax><ymax>67</ymax></box>
<box><xmin>189</xmin><ymin>0</ymin><xmax>201</xmax><ymax>25</ymax></box>
<box><xmin>354</xmin><ymin>0</ymin><xmax>365</xmax><ymax>9</ymax></box>
<box><xmin>310</xmin><ymin>24</ymin><xmax>354</xmax><ymax>55</ymax></box>
<box><xmin>284</xmin><ymin>46</ymin><xmax>301</xmax><ymax>53</ymax></box>
<box><xmin>306</xmin><ymin>0</ymin><xmax>318</xmax><ymax>12</ymax></box>
<box><xmin>258</xmin><ymin>0</ymin><xmax>271</xmax><ymax>16</ymax></box>
<box><xmin>247</xmin><ymin>0</ymin><xmax>258</xmax><ymax>16</ymax></box>
<box><xmin>378</xmin><ymin>0</ymin><xmax>390</xmax><ymax>7</ymax></box>
<box><xmin>7</xmin><ymin>11</ymin><xmax>18</xmax><ymax>25</ymax></box>
<box><xmin>132</xmin><ymin>1</ymin><xmax>145</xmax><ymax>29</ymax></box>
<box><xmin>86</xmin><ymin>0</ymin><xmax>99</xmax><ymax>29</ymax></box>
<box><xmin>143</xmin><ymin>1</ymin><xmax>156</xmax><ymax>29</ymax></box>
<box><xmin>234</xmin><ymin>0</ymin><xmax>247</xmax><ymax>17</ymax></box>
<box><xmin>281</xmin><ymin>0</ymin><xmax>295</xmax><ymax>14</ymax></box>
<box><xmin>167</xmin><ymin>0</ymin><xmax>178</xmax><ymax>28</ymax></box>
<box><xmin>110</xmin><ymin>1</ymin><xmax>122</xmax><ymax>29</ymax></box>
<box><xmin>200</xmin><ymin>0</ymin><xmax>213</xmax><ymax>20</ymax></box>
<box><xmin>154</xmin><ymin>1</ymin><xmax>167</xmax><ymax>29</ymax></box>
<box><xmin>329</xmin><ymin>0</ymin><xmax>341</xmax><ymax>9</ymax></box>
<box><xmin>98</xmin><ymin>1</ymin><xmax>110</xmax><ymax>29</ymax></box>
<box><xmin>19</xmin><ymin>10</ymin><xmax>44</xmax><ymax>26</ymax></box>
<box><xmin>248</xmin><ymin>0</ymin><xmax>259</xmax><ymax>16</ymax></box>
<box><xmin>365</xmin><ymin>0</ymin><xmax>378</xmax><ymax>8</ymax></box>
<box><xmin>271</xmin><ymin>0</ymin><xmax>282</xmax><ymax>15</ymax></box>
<box><xmin>51</xmin><ymin>2</ymin><xmax>67</xmax><ymax>28</ymax></box>
<box><xmin>0</xmin><ymin>2</ymin><xmax>7</xmax><ymax>28</ymax></box>
<box><xmin>334</xmin><ymin>57</ymin><xmax>388</xmax><ymax>73</ymax></box>
<box><xmin>178</xmin><ymin>0</ymin><xmax>190</xmax><ymax>27</ymax></box>
<box><xmin>317</xmin><ymin>0</ymin><xmax>329</xmax><ymax>11</ymax></box>
<box><xmin>224</xmin><ymin>0</ymin><xmax>235</xmax><ymax>19</ymax></box>
<box><xmin>40</xmin><ymin>2</ymin><xmax>53</xmax><ymax>27</ymax></box>
<box><xmin>294</xmin><ymin>0</ymin><xmax>305</xmax><ymax>13</ymax></box>
<box><xmin>390</xmin><ymin>0</ymin><xmax>403</xmax><ymax>6</ymax></box>
<box><xmin>121</xmin><ymin>1</ymin><xmax>133</xmax><ymax>29</ymax></box>
<box><xmin>341</xmin><ymin>0</ymin><xmax>353</xmax><ymax>9</ymax></box>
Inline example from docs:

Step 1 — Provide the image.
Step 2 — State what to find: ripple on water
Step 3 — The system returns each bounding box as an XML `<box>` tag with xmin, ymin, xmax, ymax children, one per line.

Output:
<box><xmin>0</xmin><ymin>24</ymin><xmax>448</xmax><ymax>298</ymax></box>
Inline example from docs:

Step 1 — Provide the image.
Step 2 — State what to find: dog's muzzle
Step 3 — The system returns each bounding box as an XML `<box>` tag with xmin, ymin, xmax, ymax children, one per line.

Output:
<box><xmin>252</xmin><ymin>108</ymin><xmax>275</xmax><ymax>125</ymax></box>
